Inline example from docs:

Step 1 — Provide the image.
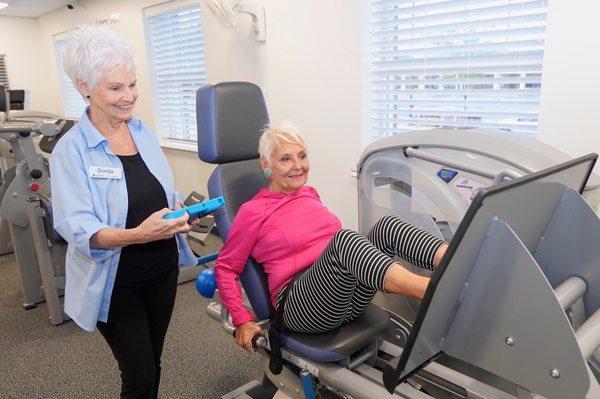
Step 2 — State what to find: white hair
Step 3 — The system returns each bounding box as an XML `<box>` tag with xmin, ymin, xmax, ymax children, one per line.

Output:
<box><xmin>61</xmin><ymin>24</ymin><xmax>136</xmax><ymax>96</ymax></box>
<box><xmin>258</xmin><ymin>122</ymin><xmax>306</xmax><ymax>161</ymax></box>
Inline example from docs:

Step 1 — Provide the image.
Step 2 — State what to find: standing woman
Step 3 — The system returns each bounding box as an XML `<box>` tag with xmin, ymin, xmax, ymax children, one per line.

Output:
<box><xmin>50</xmin><ymin>25</ymin><xmax>197</xmax><ymax>398</ymax></box>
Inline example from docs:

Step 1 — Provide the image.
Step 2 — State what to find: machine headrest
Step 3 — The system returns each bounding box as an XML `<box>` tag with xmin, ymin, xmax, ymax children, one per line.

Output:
<box><xmin>0</xmin><ymin>85</ymin><xmax>8</xmax><ymax>115</ymax></box>
<box><xmin>196</xmin><ymin>82</ymin><xmax>269</xmax><ymax>164</ymax></box>
<box><xmin>8</xmin><ymin>89</ymin><xmax>26</xmax><ymax>110</ymax></box>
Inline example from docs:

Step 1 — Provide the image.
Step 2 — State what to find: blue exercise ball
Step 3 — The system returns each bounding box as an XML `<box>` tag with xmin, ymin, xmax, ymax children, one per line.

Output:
<box><xmin>195</xmin><ymin>268</ymin><xmax>217</xmax><ymax>298</ymax></box>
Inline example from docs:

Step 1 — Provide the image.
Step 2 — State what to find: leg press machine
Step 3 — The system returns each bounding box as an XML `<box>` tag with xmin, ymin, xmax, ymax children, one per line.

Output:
<box><xmin>194</xmin><ymin>82</ymin><xmax>600</xmax><ymax>399</ymax></box>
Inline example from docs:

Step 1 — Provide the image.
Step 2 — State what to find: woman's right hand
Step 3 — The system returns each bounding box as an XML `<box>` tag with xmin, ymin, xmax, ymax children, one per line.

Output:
<box><xmin>134</xmin><ymin>208</ymin><xmax>191</xmax><ymax>243</ymax></box>
<box><xmin>235</xmin><ymin>322</ymin><xmax>265</xmax><ymax>352</ymax></box>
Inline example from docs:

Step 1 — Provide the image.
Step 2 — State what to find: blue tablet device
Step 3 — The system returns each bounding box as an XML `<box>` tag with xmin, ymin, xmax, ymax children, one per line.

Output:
<box><xmin>164</xmin><ymin>197</ymin><xmax>225</xmax><ymax>220</ymax></box>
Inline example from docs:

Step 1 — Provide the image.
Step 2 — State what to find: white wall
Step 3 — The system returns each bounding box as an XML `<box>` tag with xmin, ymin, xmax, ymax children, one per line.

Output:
<box><xmin>538</xmin><ymin>1</ymin><xmax>600</xmax><ymax>173</ymax></box>
<box><xmin>0</xmin><ymin>16</ymin><xmax>46</xmax><ymax>110</ymax></box>
<box><xmin>262</xmin><ymin>0</ymin><xmax>362</xmax><ymax>228</ymax></box>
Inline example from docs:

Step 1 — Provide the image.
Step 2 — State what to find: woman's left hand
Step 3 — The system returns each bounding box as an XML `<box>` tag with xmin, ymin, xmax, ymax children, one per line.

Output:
<box><xmin>176</xmin><ymin>202</ymin><xmax>201</xmax><ymax>228</ymax></box>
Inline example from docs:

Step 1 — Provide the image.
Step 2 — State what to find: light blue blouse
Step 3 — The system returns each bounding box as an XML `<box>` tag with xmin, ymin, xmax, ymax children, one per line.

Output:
<box><xmin>50</xmin><ymin>110</ymin><xmax>196</xmax><ymax>331</ymax></box>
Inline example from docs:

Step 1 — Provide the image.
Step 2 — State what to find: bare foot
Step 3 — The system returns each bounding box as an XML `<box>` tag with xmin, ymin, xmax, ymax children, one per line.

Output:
<box><xmin>434</xmin><ymin>243</ymin><xmax>449</xmax><ymax>268</ymax></box>
<box><xmin>383</xmin><ymin>263</ymin><xmax>431</xmax><ymax>300</ymax></box>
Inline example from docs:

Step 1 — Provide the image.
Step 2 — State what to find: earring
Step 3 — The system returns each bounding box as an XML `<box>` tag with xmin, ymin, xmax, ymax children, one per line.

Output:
<box><xmin>263</xmin><ymin>168</ymin><xmax>273</xmax><ymax>178</ymax></box>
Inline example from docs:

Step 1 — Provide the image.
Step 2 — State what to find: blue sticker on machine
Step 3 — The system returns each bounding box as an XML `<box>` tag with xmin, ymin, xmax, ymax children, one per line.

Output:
<box><xmin>437</xmin><ymin>168</ymin><xmax>458</xmax><ymax>183</ymax></box>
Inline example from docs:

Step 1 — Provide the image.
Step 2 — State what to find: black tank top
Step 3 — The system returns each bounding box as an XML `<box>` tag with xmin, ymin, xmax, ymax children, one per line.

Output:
<box><xmin>115</xmin><ymin>153</ymin><xmax>178</xmax><ymax>286</ymax></box>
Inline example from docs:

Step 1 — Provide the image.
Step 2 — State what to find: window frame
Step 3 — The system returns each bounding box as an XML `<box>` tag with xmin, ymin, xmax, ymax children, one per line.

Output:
<box><xmin>143</xmin><ymin>0</ymin><xmax>207</xmax><ymax>152</ymax></box>
<box><xmin>0</xmin><ymin>54</ymin><xmax>9</xmax><ymax>90</ymax></box>
<box><xmin>53</xmin><ymin>31</ymin><xmax>87</xmax><ymax>118</ymax></box>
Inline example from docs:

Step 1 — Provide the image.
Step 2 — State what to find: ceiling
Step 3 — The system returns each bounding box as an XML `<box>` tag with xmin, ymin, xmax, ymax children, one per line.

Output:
<box><xmin>0</xmin><ymin>0</ymin><xmax>73</xmax><ymax>18</ymax></box>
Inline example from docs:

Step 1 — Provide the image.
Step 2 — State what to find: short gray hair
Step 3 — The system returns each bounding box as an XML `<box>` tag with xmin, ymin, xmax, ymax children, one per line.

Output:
<box><xmin>258</xmin><ymin>122</ymin><xmax>306</xmax><ymax>160</ymax></box>
<box><xmin>61</xmin><ymin>24</ymin><xmax>136</xmax><ymax>94</ymax></box>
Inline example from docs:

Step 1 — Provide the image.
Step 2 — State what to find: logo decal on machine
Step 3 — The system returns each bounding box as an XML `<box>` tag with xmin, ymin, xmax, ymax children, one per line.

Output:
<box><xmin>452</xmin><ymin>176</ymin><xmax>484</xmax><ymax>203</ymax></box>
<box><xmin>437</xmin><ymin>168</ymin><xmax>458</xmax><ymax>183</ymax></box>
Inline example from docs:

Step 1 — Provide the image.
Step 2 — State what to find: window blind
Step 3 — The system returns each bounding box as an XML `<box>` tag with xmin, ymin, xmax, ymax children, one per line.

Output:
<box><xmin>54</xmin><ymin>37</ymin><xmax>87</xmax><ymax>118</ymax></box>
<box><xmin>0</xmin><ymin>55</ymin><xmax>9</xmax><ymax>89</ymax></box>
<box><xmin>144</xmin><ymin>1</ymin><xmax>206</xmax><ymax>142</ymax></box>
<box><xmin>364</xmin><ymin>0</ymin><xmax>548</xmax><ymax>141</ymax></box>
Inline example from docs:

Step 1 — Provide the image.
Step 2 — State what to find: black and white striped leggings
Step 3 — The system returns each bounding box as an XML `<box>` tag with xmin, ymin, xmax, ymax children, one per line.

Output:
<box><xmin>280</xmin><ymin>215</ymin><xmax>445</xmax><ymax>334</ymax></box>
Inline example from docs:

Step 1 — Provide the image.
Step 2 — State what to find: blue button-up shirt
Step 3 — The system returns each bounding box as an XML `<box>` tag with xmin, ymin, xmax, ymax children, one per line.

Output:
<box><xmin>50</xmin><ymin>109</ymin><xmax>197</xmax><ymax>331</ymax></box>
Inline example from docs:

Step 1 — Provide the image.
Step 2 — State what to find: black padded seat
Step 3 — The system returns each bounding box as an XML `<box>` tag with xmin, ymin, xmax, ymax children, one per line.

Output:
<box><xmin>281</xmin><ymin>304</ymin><xmax>390</xmax><ymax>363</ymax></box>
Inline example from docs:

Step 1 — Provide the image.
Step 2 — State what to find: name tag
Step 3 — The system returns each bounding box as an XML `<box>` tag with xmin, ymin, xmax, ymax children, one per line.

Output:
<box><xmin>88</xmin><ymin>166</ymin><xmax>123</xmax><ymax>179</ymax></box>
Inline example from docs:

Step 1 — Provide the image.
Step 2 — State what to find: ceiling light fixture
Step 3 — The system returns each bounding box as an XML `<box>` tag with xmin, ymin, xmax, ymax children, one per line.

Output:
<box><xmin>0</xmin><ymin>3</ymin><xmax>9</xmax><ymax>10</ymax></box>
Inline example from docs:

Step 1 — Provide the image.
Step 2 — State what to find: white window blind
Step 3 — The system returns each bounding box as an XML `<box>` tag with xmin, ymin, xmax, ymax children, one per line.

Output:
<box><xmin>0</xmin><ymin>55</ymin><xmax>9</xmax><ymax>89</ymax></box>
<box><xmin>54</xmin><ymin>36</ymin><xmax>87</xmax><ymax>118</ymax></box>
<box><xmin>364</xmin><ymin>0</ymin><xmax>548</xmax><ymax>142</ymax></box>
<box><xmin>144</xmin><ymin>1</ymin><xmax>206</xmax><ymax>143</ymax></box>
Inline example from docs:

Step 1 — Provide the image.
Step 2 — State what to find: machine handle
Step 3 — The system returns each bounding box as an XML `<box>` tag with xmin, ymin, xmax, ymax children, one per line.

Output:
<box><xmin>0</xmin><ymin>125</ymin><xmax>32</xmax><ymax>133</ymax></box>
<box><xmin>196</xmin><ymin>252</ymin><xmax>219</xmax><ymax>265</ymax></box>
<box><xmin>492</xmin><ymin>169</ymin><xmax>522</xmax><ymax>184</ymax></box>
<box><xmin>554</xmin><ymin>277</ymin><xmax>587</xmax><ymax>310</ymax></box>
<box><xmin>232</xmin><ymin>329</ymin><xmax>267</xmax><ymax>349</ymax></box>
<box><xmin>575</xmin><ymin>305</ymin><xmax>600</xmax><ymax>360</ymax></box>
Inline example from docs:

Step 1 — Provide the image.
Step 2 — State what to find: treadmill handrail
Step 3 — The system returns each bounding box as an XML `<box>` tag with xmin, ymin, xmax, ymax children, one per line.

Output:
<box><xmin>0</xmin><ymin>125</ymin><xmax>34</xmax><ymax>134</ymax></box>
<box><xmin>404</xmin><ymin>146</ymin><xmax>523</xmax><ymax>182</ymax></box>
<box><xmin>0</xmin><ymin>122</ymin><xmax>63</xmax><ymax>136</ymax></box>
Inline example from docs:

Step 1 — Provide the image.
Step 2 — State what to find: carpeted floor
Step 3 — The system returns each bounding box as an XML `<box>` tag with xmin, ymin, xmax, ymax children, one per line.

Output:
<box><xmin>0</xmin><ymin>252</ymin><xmax>257</xmax><ymax>398</ymax></box>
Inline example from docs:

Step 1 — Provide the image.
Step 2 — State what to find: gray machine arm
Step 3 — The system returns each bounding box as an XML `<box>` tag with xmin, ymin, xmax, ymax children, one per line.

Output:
<box><xmin>0</xmin><ymin>123</ymin><xmax>60</xmax><ymax>227</ymax></box>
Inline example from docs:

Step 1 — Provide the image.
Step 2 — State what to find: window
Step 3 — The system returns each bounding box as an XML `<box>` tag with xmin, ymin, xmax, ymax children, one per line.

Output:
<box><xmin>53</xmin><ymin>34</ymin><xmax>87</xmax><ymax>118</ymax></box>
<box><xmin>0</xmin><ymin>55</ymin><xmax>9</xmax><ymax>89</ymax></box>
<box><xmin>363</xmin><ymin>0</ymin><xmax>548</xmax><ymax>143</ymax></box>
<box><xmin>144</xmin><ymin>0</ymin><xmax>206</xmax><ymax>144</ymax></box>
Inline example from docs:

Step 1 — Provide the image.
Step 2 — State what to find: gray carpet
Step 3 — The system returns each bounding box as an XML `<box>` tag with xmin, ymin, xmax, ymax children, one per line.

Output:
<box><xmin>0</xmin><ymin>253</ymin><xmax>257</xmax><ymax>398</ymax></box>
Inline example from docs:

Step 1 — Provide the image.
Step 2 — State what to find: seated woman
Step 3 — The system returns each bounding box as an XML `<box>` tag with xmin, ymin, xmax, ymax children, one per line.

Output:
<box><xmin>215</xmin><ymin>123</ymin><xmax>448</xmax><ymax>351</ymax></box>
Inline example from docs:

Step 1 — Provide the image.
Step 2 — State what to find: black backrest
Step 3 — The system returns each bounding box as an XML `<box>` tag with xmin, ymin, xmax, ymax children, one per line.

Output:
<box><xmin>0</xmin><ymin>85</ymin><xmax>9</xmax><ymax>115</ymax></box>
<box><xmin>197</xmin><ymin>82</ymin><xmax>275</xmax><ymax>319</ymax></box>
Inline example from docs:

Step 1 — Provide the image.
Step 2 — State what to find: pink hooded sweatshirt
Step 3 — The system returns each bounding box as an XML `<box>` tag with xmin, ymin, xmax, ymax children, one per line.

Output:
<box><xmin>214</xmin><ymin>186</ymin><xmax>342</xmax><ymax>326</ymax></box>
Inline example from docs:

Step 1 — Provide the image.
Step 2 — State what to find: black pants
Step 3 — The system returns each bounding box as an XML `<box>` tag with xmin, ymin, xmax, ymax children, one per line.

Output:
<box><xmin>97</xmin><ymin>266</ymin><xmax>178</xmax><ymax>399</ymax></box>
